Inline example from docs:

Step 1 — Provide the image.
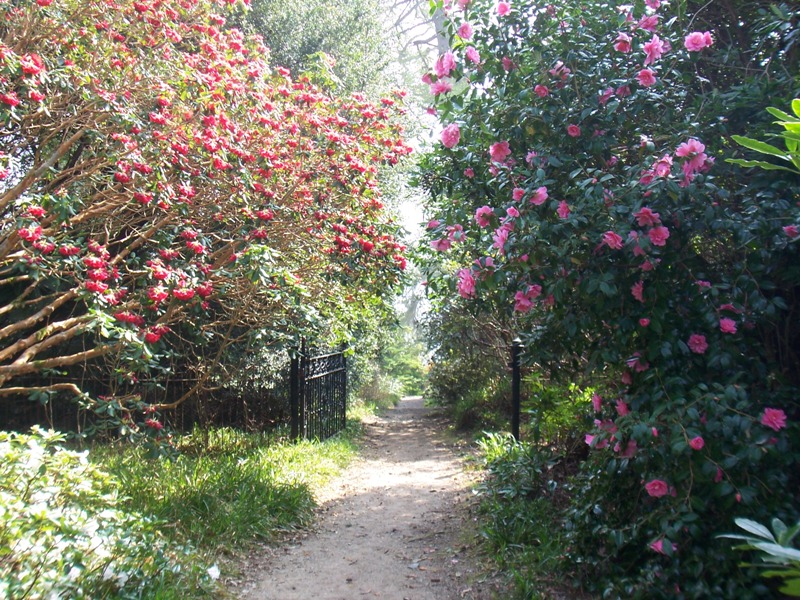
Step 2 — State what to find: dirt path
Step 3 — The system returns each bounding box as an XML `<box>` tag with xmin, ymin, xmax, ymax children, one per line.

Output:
<box><xmin>235</xmin><ymin>396</ymin><xmax>507</xmax><ymax>600</ymax></box>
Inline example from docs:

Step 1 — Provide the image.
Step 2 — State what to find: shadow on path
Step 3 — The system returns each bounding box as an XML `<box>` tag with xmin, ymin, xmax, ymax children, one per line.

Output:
<box><xmin>237</xmin><ymin>396</ymin><xmax>506</xmax><ymax>600</ymax></box>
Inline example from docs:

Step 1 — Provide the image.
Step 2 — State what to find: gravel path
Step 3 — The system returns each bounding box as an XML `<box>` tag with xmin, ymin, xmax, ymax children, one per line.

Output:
<box><xmin>235</xmin><ymin>396</ymin><xmax>507</xmax><ymax>600</ymax></box>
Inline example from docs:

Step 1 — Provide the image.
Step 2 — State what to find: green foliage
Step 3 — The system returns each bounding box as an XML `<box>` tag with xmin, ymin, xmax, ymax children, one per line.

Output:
<box><xmin>524</xmin><ymin>376</ymin><xmax>591</xmax><ymax>451</ymax></box>
<box><xmin>475</xmin><ymin>433</ymin><xmax>569</xmax><ymax>597</ymax></box>
<box><xmin>729</xmin><ymin>100</ymin><xmax>800</xmax><ymax>173</ymax></box>
<box><xmin>0</xmin><ymin>428</ymin><xmax>210</xmax><ymax>600</ymax></box>
<box><xmin>721</xmin><ymin>517</ymin><xmax>800</xmax><ymax>597</ymax></box>
<box><xmin>238</xmin><ymin>0</ymin><xmax>393</xmax><ymax>95</ymax></box>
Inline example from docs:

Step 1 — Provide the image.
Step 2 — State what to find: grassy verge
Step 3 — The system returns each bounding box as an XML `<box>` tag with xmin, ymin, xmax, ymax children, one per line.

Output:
<box><xmin>91</xmin><ymin>417</ymin><xmax>367</xmax><ymax>597</ymax></box>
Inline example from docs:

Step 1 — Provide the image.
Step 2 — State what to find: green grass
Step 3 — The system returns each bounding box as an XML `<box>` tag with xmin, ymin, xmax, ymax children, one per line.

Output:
<box><xmin>475</xmin><ymin>433</ymin><xmax>576</xmax><ymax>600</ymax></box>
<box><xmin>90</xmin><ymin>420</ymin><xmax>364</xmax><ymax>597</ymax></box>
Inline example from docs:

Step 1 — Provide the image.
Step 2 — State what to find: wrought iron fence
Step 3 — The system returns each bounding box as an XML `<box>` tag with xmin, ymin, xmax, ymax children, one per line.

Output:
<box><xmin>290</xmin><ymin>342</ymin><xmax>347</xmax><ymax>441</ymax></box>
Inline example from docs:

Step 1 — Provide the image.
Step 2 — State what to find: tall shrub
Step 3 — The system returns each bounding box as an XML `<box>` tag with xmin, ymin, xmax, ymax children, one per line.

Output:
<box><xmin>418</xmin><ymin>0</ymin><xmax>799</xmax><ymax>596</ymax></box>
<box><xmin>0</xmin><ymin>0</ymin><xmax>409</xmax><ymax>428</ymax></box>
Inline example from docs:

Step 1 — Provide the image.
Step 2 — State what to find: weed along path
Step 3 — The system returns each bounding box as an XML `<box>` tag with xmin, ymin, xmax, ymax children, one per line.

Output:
<box><xmin>237</xmin><ymin>396</ymin><xmax>505</xmax><ymax>600</ymax></box>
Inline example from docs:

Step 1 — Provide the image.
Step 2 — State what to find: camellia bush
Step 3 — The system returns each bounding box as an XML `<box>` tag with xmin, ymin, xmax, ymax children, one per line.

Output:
<box><xmin>418</xmin><ymin>0</ymin><xmax>799</xmax><ymax>596</ymax></box>
<box><xmin>0</xmin><ymin>0</ymin><xmax>410</xmax><ymax>433</ymax></box>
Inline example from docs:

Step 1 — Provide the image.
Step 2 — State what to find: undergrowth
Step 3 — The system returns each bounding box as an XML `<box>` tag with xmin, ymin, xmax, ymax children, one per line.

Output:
<box><xmin>2</xmin><ymin>417</ymin><xmax>365</xmax><ymax>599</ymax></box>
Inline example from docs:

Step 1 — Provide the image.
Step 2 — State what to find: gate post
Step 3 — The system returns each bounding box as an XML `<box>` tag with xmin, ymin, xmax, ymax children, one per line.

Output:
<box><xmin>341</xmin><ymin>342</ymin><xmax>347</xmax><ymax>432</ymax></box>
<box><xmin>290</xmin><ymin>347</ymin><xmax>300</xmax><ymax>440</ymax></box>
<box><xmin>511</xmin><ymin>337</ymin><xmax>522</xmax><ymax>441</ymax></box>
<box><xmin>290</xmin><ymin>338</ymin><xmax>308</xmax><ymax>440</ymax></box>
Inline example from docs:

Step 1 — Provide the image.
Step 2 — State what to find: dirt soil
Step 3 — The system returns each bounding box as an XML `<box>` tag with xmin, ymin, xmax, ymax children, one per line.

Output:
<box><xmin>232</xmin><ymin>396</ymin><xmax>510</xmax><ymax>600</ymax></box>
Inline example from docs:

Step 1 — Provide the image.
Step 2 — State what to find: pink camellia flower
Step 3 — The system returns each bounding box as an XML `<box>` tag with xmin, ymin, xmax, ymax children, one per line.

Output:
<box><xmin>441</xmin><ymin>123</ymin><xmax>461</xmax><ymax>148</ymax></box>
<box><xmin>506</xmin><ymin>207</ymin><xmax>520</xmax><ymax>218</ymax></box>
<box><xmin>631</xmin><ymin>281</ymin><xmax>644</xmax><ymax>302</ymax></box>
<box><xmin>427</xmin><ymin>219</ymin><xmax>441</xmax><ymax>229</ymax></box>
<box><xmin>502</xmin><ymin>57</ymin><xmax>516</xmax><ymax>71</ymax></box>
<box><xmin>434</xmin><ymin>51</ymin><xmax>456</xmax><ymax>78</ymax></box>
<box><xmin>689</xmin><ymin>436</ymin><xmax>705</xmax><ymax>450</ymax></box>
<box><xmin>530</xmin><ymin>186</ymin><xmax>548</xmax><ymax>205</ymax></box>
<box><xmin>602</xmin><ymin>231</ymin><xmax>624</xmax><ymax>250</ymax></box>
<box><xmin>783</xmin><ymin>225</ymin><xmax>799</xmax><ymax>238</ymax></box>
<box><xmin>684</xmin><ymin>31</ymin><xmax>713</xmax><ymax>52</ymax></box>
<box><xmin>493</xmin><ymin>224</ymin><xmax>511</xmax><ymax>253</ymax></box>
<box><xmin>648</xmin><ymin>225</ymin><xmax>670</xmax><ymax>246</ymax></box>
<box><xmin>649</xmin><ymin>539</ymin><xmax>673</xmax><ymax>555</ymax></box>
<box><xmin>719</xmin><ymin>317</ymin><xmax>737</xmax><ymax>334</ymax></box>
<box><xmin>638</xmin><ymin>15</ymin><xmax>659</xmax><ymax>32</ymax></box>
<box><xmin>465</xmin><ymin>46</ymin><xmax>481</xmax><ymax>64</ymax></box>
<box><xmin>458</xmin><ymin>22</ymin><xmax>473</xmax><ymax>40</ymax></box>
<box><xmin>643</xmin><ymin>34</ymin><xmax>667</xmax><ymax>65</ymax></box>
<box><xmin>489</xmin><ymin>140</ymin><xmax>511</xmax><ymax>163</ymax></box>
<box><xmin>616</xmin><ymin>399</ymin><xmax>630</xmax><ymax>416</ymax></box>
<box><xmin>654</xmin><ymin>154</ymin><xmax>673</xmax><ymax>177</ymax></box>
<box><xmin>512</xmin><ymin>187</ymin><xmax>525</xmax><ymax>202</ymax></box>
<box><xmin>497</xmin><ymin>1</ymin><xmax>510</xmax><ymax>16</ymax></box>
<box><xmin>475</xmin><ymin>205</ymin><xmax>494</xmax><ymax>227</ymax></box>
<box><xmin>557</xmin><ymin>200</ymin><xmax>570</xmax><ymax>219</ymax></box>
<box><xmin>635</xmin><ymin>206</ymin><xmax>661</xmax><ymax>227</ymax></box>
<box><xmin>430</xmin><ymin>238</ymin><xmax>452</xmax><ymax>252</ymax></box>
<box><xmin>760</xmin><ymin>408</ymin><xmax>787</xmax><ymax>431</ymax></box>
<box><xmin>637</xmin><ymin>68</ymin><xmax>657</xmax><ymax>87</ymax></box>
<box><xmin>430</xmin><ymin>79</ymin><xmax>452</xmax><ymax>95</ymax></box>
<box><xmin>688</xmin><ymin>334</ymin><xmax>708</xmax><ymax>354</ymax></box>
<box><xmin>614</xmin><ymin>33</ymin><xmax>632</xmax><ymax>53</ymax></box>
<box><xmin>619</xmin><ymin>439</ymin><xmax>638</xmax><ymax>458</ymax></box>
<box><xmin>514</xmin><ymin>284</ymin><xmax>542</xmax><ymax>313</ymax></box>
<box><xmin>599</xmin><ymin>87</ymin><xmax>615</xmax><ymax>105</ymax></box>
<box><xmin>592</xmin><ymin>393</ymin><xmax>602</xmax><ymax>412</ymax></box>
<box><xmin>534</xmin><ymin>84</ymin><xmax>549</xmax><ymax>97</ymax></box>
<box><xmin>646</xmin><ymin>0</ymin><xmax>661</xmax><ymax>9</ymax></box>
<box><xmin>549</xmin><ymin>60</ymin><xmax>571</xmax><ymax>79</ymax></box>
<box><xmin>457</xmin><ymin>268</ymin><xmax>476</xmax><ymax>298</ymax></box>
<box><xmin>464</xmin><ymin>167</ymin><xmax>475</xmax><ymax>178</ymax></box>
<box><xmin>567</xmin><ymin>124</ymin><xmax>581</xmax><ymax>137</ymax></box>
<box><xmin>640</xmin><ymin>318</ymin><xmax>650</xmax><ymax>327</ymax></box>
<box><xmin>645</xmin><ymin>479</ymin><xmax>669</xmax><ymax>497</ymax></box>
<box><xmin>676</xmin><ymin>138</ymin><xmax>708</xmax><ymax>176</ymax></box>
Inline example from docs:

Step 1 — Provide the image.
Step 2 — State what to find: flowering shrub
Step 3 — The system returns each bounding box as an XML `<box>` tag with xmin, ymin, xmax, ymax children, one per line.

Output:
<box><xmin>0</xmin><ymin>0</ymin><xmax>409</xmax><ymax>426</ymax></box>
<box><xmin>418</xmin><ymin>0</ymin><xmax>799</xmax><ymax>595</ymax></box>
<box><xmin>0</xmin><ymin>428</ymin><xmax>209</xmax><ymax>598</ymax></box>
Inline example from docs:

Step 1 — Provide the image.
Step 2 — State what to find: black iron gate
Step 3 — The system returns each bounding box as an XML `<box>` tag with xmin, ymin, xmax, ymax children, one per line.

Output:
<box><xmin>290</xmin><ymin>343</ymin><xmax>347</xmax><ymax>440</ymax></box>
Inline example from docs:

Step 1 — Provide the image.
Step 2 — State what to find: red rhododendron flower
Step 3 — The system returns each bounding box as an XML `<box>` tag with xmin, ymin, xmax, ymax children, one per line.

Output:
<box><xmin>20</xmin><ymin>53</ymin><xmax>46</xmax><ymax>75</ymax></box>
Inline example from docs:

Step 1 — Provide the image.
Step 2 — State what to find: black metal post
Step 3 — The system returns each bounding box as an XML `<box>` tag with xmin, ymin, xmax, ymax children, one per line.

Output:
<box><xmin>511</xmin><ymin>337</ymin><xmax>522</xmax><ymax>441</ymax></box>
<box><xmin>341</xmin><ymin>343</ymin><xmax>347</xmax><ymax>432</ymax></box>
<box><xmin>289</xmin><ymin>348</ymin><xmax>300</xmax><ymax>440</ymax></box>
